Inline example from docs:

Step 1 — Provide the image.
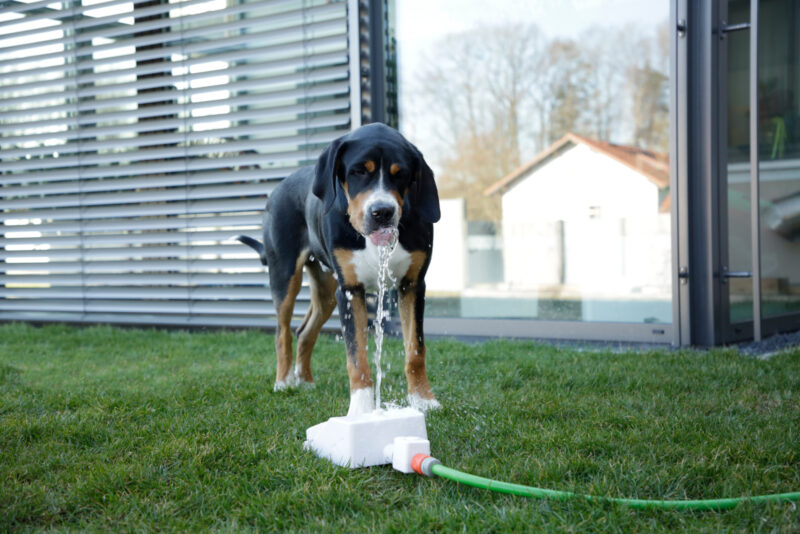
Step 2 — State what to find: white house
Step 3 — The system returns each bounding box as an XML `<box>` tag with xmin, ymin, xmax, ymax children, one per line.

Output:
<box><xmin>425</xmin><ymin>198</ymin><xmax>467</xmax><ymax>293</ymax></box>
<box><xmin>484</xmin><ymin>133</ymin><xmax>672</xmax><ymax>318</ymax></box>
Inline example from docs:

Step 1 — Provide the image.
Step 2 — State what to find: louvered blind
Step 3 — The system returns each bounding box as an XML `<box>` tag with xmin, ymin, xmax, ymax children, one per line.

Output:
<box><xmin>1</xmin><ymin>0</ymin><xmax>362</xmax><ymax>327</ymax></box>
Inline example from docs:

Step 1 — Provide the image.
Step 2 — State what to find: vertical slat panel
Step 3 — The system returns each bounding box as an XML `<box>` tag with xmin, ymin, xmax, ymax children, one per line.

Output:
<box><xmin>0</xmin><ymin>0</ymin><xmax>360</xmax><ymax>327</ymax></box>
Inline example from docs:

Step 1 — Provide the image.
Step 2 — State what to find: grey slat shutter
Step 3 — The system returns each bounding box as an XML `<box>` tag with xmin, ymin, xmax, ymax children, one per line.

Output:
<box><xmin>1</xmin><ymin>0</ymin><xmax>371</xmax><ymax>328</ymax></box>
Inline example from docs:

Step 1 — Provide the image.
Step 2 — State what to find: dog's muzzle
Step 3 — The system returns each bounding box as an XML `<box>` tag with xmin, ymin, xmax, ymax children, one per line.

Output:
<box><xmin>365</xmin><ymin>200</ymin><xmax>398</xmax><ymax>246</ymax></box>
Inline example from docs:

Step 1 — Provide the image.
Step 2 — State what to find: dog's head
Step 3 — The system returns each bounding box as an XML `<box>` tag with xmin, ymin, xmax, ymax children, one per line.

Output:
<box><xmin>312</xmin><ymin>123</ymin><xmax>440</xmax><ymax>245</ymax></box>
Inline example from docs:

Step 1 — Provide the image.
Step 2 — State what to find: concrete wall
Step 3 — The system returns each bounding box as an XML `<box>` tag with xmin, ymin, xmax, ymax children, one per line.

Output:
<box><xmin>426</xmin><ymin>198</ymin><xmax>467</xmax><ymax>293</ymax></box>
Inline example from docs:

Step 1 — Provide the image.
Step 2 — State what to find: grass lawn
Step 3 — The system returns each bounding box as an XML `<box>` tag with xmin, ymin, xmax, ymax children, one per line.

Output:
<box><xmin>1</xmin><ymin>322</ymin><xmax>799</xmax><ymax>532</ymax></box>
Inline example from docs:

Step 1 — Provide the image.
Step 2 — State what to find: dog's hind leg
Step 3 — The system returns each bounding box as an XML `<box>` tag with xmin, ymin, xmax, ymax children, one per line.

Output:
<box><xmin>270</xmin><ymin>251</ymin><xmax>306</xmax><ymax>391</ymax></box>
<box><xmin>294</xmin><ymin>259</ymin><xmax>338</xmax><ymax>384</ymax></box>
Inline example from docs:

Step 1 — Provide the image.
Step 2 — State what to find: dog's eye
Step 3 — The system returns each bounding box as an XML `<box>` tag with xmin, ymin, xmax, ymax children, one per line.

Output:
<box><xmin>351</xmin><ymin>168</ymin><xmax>368</xmax><ymax>178</ymax></box>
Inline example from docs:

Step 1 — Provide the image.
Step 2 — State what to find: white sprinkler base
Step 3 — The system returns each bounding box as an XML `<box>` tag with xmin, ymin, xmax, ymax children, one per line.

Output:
<box><xmin>304</xmin><ymin>407</ymin><xmax>428</xmax><ymax>468</ymax></box>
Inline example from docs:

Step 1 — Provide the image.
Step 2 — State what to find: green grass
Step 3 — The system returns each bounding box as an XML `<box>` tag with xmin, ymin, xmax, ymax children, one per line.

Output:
<box><xmin>1</xmin><ymin>322</ymin><xmax>799</xmax><ymax>533</ymax></box>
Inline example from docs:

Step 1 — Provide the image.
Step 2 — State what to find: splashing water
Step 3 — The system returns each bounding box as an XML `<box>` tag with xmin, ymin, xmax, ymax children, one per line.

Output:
<box><xmin>374</xmin><ymin>230</ymin><xmax>397</xmax><ymax>412</ymax></box>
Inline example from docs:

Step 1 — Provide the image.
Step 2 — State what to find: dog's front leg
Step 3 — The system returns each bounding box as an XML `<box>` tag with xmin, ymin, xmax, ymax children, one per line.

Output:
<box><xmin>336</xmin><ymin>285</ymin><xmax>374</xmax><ymax>416</ymax></box>
<box><xmin>399</xmin><ymin>275</ymin><xmax>440</xmax><ymax>412</ymax></box>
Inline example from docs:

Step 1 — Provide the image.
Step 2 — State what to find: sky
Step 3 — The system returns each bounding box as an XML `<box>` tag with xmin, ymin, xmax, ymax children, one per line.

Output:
<box><xmin>395</xmin><ymin>0</ymin><xmax>669</xmax><ymax>63</ymax></box>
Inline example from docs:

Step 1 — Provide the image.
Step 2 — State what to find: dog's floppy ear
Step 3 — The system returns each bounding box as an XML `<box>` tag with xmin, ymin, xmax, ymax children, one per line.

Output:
<box><xmin>313</xmin><ymin>136</ymin><xmax>347</xmax><ymax>213</ymax></box>
<box><xmin>410</xmin><ymin>146</ymin><xmax>440</xmax><ymax>223</ymax></box>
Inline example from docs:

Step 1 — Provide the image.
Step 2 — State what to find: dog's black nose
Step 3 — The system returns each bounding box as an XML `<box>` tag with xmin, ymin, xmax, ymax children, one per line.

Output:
<box><xmin>370</xmin><ymin>203</ymin><xmax>395</xmax><ymax>224</ymax></box>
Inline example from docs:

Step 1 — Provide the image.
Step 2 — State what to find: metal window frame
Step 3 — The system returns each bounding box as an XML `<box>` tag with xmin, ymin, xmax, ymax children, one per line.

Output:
<box><xmin>678</xmin><ymin>0</ymin><xmax>726</xmax><ymax>347</ymax></box>
<box><xmin>675</xmin><ymin>0</ymin><xmax>800</xmax><ymax>347</ymax></box>
<box><xmin>728</xmin><ymin>0</ymin><xmax>800</xmax><ymax>341</ymax></box>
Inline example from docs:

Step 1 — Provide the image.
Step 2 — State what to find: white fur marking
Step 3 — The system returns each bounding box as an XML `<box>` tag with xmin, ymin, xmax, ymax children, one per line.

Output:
<box><xmin>407</xmin><ymin>393</ymin><xmax>441</xmax><ymax>412</ymax></box>
<box><xmin>274</xmin><ymin>365</ymin><xmax>316</xmax><ymax>391</ymax></box>
<box><xmin>273</xmin><ymin>379</ymin><xmax>292</xmax><ymax>392</ymax></box>
<box><xmin>350</xmin><ymin>241</ymin><xmax>411</xmax><ymax>291</ymax></box>
<box><xmin>347</xmin><ymin>387</ymin><xmax>375</xmax><ymax>417</ymax></box>
<box><xmin>273</xmin><ymin>374</ymin><xmax>296</xmax><ymax>391</ymax></box>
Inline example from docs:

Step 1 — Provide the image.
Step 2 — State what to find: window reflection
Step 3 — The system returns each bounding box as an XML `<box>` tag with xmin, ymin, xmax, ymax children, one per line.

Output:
<box><xmin>397</xmin><ymin>1</ymin><xmax>672</xmax><ymax>323</ymax></box>
<box><xmin>727</xmin><ymin>0</ymin><xmax>800</xmax><ymax>322</ymax></box>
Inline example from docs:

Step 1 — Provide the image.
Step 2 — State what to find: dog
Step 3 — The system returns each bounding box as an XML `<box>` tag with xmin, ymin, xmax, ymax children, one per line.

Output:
<box><xmin>236</xmin><ymin>123</ymin><xmax>441</xmax><ymax>416</ymax></box>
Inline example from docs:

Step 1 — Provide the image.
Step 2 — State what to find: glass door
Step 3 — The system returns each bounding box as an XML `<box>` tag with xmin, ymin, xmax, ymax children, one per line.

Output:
<box><xmin>723</xmin><ymin>0</ymin><xmax>800</xmax><ymax>342</ymax></box>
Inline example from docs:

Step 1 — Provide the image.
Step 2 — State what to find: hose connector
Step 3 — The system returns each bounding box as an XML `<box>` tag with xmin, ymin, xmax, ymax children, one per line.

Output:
<box><xmin>411</xmin><ymin>453</ymin><xmax>441</xmax><ymax>477</ymax></box>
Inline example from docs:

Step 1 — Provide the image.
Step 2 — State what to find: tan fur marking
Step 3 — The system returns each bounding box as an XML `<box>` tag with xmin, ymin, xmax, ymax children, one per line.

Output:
<box><xmin>295</xmin><ymin>261</ymin><xmax>338</xmax><ymax>383</ymax></box>
<box><xmin>390</xmin><ymin>163</ymin><xmax>401</xmax><ymax>175</ymax></box>
<box><xmin>346</xmin><ymin>291</ymin><xmax>372</xmax><ymax>391</ymax></box>
<box><xmin>399</xmin><ymin>290</ymin><xmax>417</xmax><ymax>356</ymax></box>
<box><xmin>345</xmin><ymin>190</ymin><xmax>371</xmax><ymax>235</ymax></box>
<box><xmin>332</xmin><ymin>248</ymin><xmax>372</xmax><ymax>391</ymax></box>
<box><xmin>399</xmin><ymin>285</ymin><xmax>434</xmax><ymax>399</ymax></box>
<box><xmin>364</xmin><ymin>160</ymin><xmax>375</xmax><ymax>173</ymax></box>
<box><xmin>390</xmin><ymin>189</ymin><xmax>405</xmax><ymax>210</ymax></box>
<box><xmin>333</xmin><ymin>248</ymin><xmax>359</xmax><ymax>286</ymax></box>
<box><xmin>398</xmin><ymin>250</ymin><xmax>434</xmax><ymax>399</ymax></box>
<box><xmin>405</xmin><ymin>251</ymin><xmax>428</xmax><ymax>284</ymax></box>
<box><xmin>274</xmin><ymin>252</ymin><xmax>307</xmax><ymax>383</ymax></box>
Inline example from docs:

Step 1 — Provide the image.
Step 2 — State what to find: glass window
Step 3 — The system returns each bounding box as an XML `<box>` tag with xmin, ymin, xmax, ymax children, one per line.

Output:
<box><xmin>727</xmin><ymin>0</ymin><xmax>800</xmax><ymax>323</ymax></box>
<box><xmin>395</xmin><ymin>1</ymin><xmax>672</xmax><ymax>324</ymax></box>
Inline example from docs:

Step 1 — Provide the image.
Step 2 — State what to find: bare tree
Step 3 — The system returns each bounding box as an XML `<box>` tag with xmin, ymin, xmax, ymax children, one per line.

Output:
<box><xmin>483</xmin><ymin>24</ymin><xmax>547</xmax><ymax>162</ymax></box>
<box><xmin>409</xmin><ymin>20</ymin><xmax>670</xmax><ymax>221</ymax></box>
<box><xmin>540</xmin><ymin>39</ymin><xmax>594</xmax><ymax>145</ymax></box>
<box><xmin>436</xmin><ymin>124</ymin><xmax>521</xmax><ymax>222</ymax></box>
<box><xmin>415</xmin><ymin>25</ymin><xmax>548</xmax><ymax>221</ymax></box>
<box><xmin>615</xmin><ymin>21</ymin><xmax>670</xmax><ymax>151</ymax></box>
<box><xmin>578</xmin><ymin>26</ymin><xmax>625</xmax><ymax>141</ymax></box>
<box><xmin>416</xmin><ymin>30</ymin><xmax>490</xmax><ymax>149</ymax></box>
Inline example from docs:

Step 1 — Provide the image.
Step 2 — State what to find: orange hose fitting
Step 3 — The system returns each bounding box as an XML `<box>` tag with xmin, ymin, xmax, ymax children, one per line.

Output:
<box><xmin>411</xmin><ymin>453</ymin><xmax>430</xmax><ymax>475</ymax></box>
<box><xmin>411</xmin><ymin>453</ymin><xmax>441</xmax><ymax>476</ymax></box>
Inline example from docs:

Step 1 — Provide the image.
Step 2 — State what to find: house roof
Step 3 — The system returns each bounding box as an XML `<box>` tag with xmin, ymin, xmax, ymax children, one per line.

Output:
<box><xmin>483</xmin><ymin>133</ymin><xmax>670</xmax><ymax>197</ymax></box>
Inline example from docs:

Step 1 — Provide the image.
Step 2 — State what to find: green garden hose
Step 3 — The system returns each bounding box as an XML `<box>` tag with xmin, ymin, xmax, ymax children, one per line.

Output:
<box><xmin>411</xmin><ymin>455</ymin><xmax>800</xmax><ymax>511</ymax></box>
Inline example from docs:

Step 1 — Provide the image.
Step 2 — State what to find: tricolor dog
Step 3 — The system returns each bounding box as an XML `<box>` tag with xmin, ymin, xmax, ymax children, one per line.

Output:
<box><xmin>237</xmin><ymin>123</ymin><xmax>440</xmax><ymax>416</ymax></box>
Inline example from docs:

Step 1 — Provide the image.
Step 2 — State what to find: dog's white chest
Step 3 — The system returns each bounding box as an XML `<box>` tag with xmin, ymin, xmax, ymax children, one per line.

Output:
<box><xmin>350</xmin><ymin>241</ymin><xmax>411</xmax><ymax>291</ymax></box>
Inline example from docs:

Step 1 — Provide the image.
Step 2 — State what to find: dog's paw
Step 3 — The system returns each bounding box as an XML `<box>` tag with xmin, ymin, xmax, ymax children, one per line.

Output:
<box><xmin>408</xmin><ymin>393</ymin><xmax>441</xmax><ymax>413</ymax></box>
<box><xmin>346</xmin><ymin>388</ymin><xmax>375</xmax><ymax>417</ymax></box>
<box><xmin>273</xmin><ymin>379</ymin><xmax>295</xmax><ymax>392</ymax></box>
<box><xmin>274</xmin><ymin>366</ymin><xmax>316</xmax><ymax>392</ymax></box>
<box><xmin>273</xmin><ymin>369</ymin><xmax>300</xmax><ymax>392</ymax></box>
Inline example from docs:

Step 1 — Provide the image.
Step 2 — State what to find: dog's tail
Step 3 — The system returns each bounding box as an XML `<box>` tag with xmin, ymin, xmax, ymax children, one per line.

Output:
<box><xmin>234</xmin><ymin>235</ymin><xmax>267</xmax><ymax>265</ymax></box>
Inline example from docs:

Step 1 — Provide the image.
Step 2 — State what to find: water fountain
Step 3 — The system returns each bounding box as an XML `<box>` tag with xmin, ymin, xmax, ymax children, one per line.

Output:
<box><xmin>304</xmin><ymin>231</ymin><xmax>429</xmax><ymax>468</ymax></box>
